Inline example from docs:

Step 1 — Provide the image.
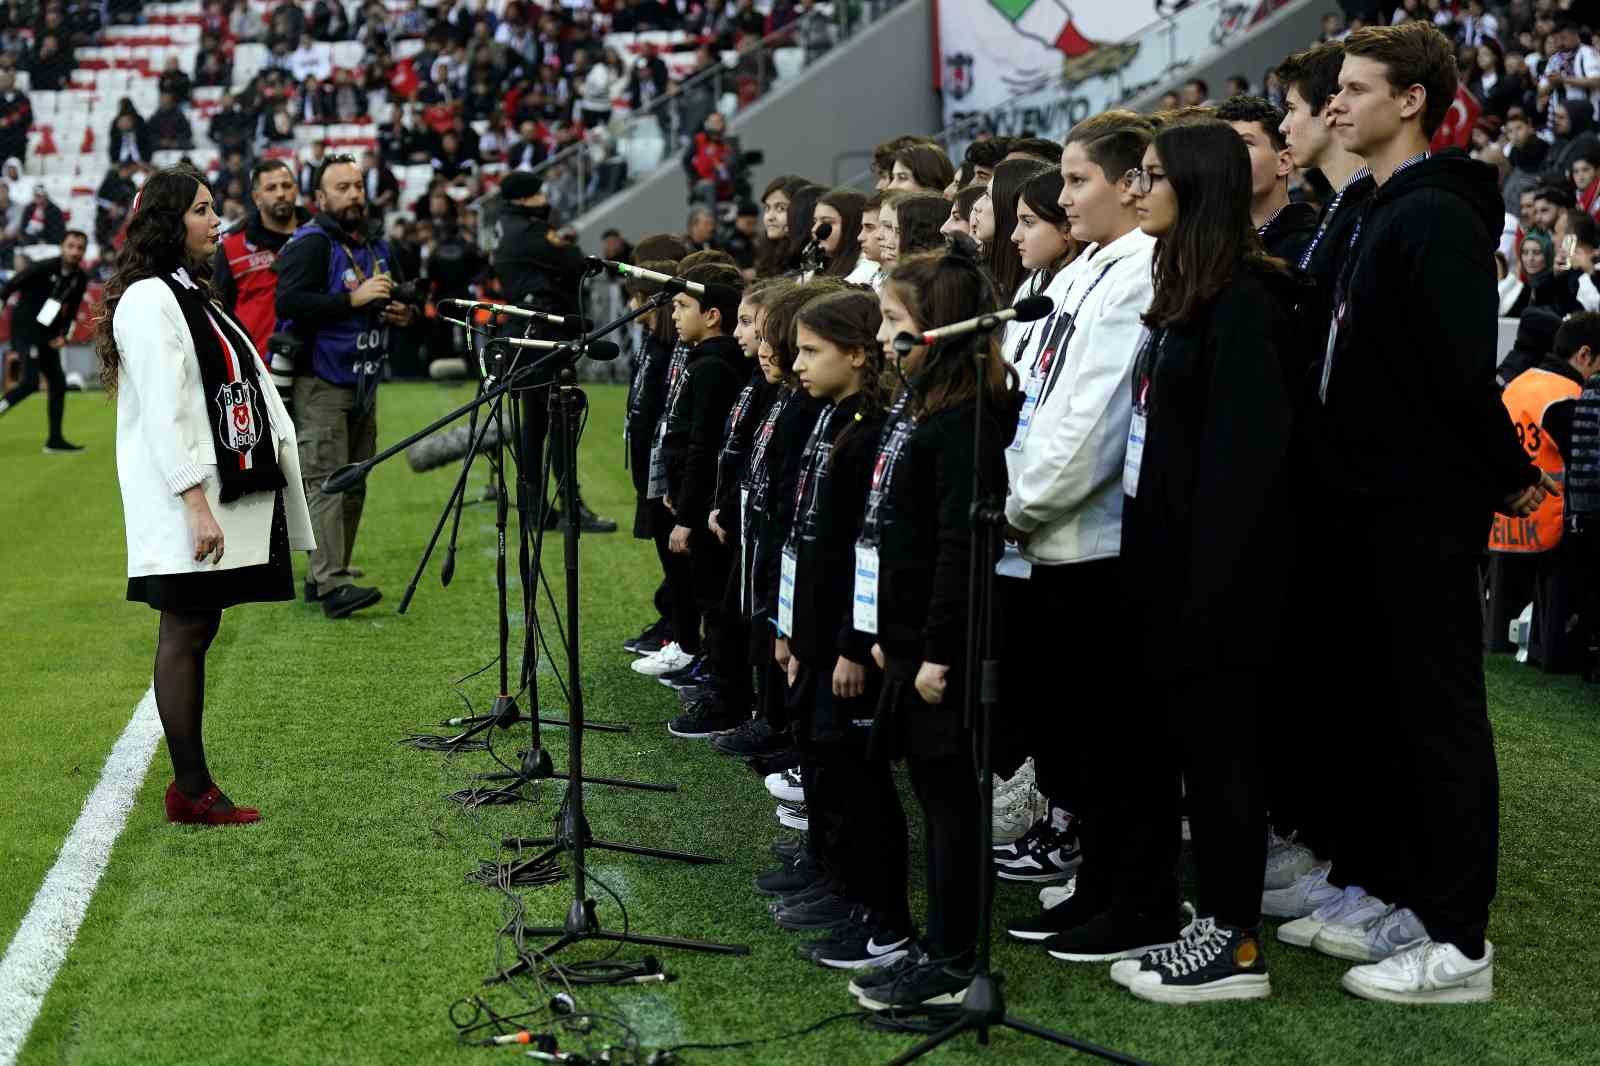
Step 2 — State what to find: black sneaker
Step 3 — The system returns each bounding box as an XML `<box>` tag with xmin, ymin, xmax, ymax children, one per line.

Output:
<box><xmin>770</xmin><ymin>835</ymin><xmax>805</xmax><ymax>863</ymax></box>
<box><xmin>812</xmin><ymin>913</ymin><xmax>914</xmax><ymax>970</ymax></box>
<box><xmin>1044</xmin><ymin>907</ymin><xmax>1182</xmax><ymax>963</ymax></box>
<box><xmin>322</xmin><ymin>584</ymin><xmax>383</xmax><ymax>619</ymax></box>
<box><xmin>1124</xmin><ymin>918</ymin><xmax>1271</xmax><ymax>1004</ymax></box>
<box><xmin>1006</xmin><ymin>879</ymin><xmax>1107</xmax><ymax>943</ymax></box>
<box><xmin>770</xmin><ymin>878</ymin><xmax>836</xmax><ymax>914</ymax></box>
<box><xmin>303</xmin><ymin>579</ymin><xmax>323</xmax><ymax>604</ymax></box>
<box><xmin>662</xmin><ymin>658</ymin><xmax>719</xmax><ymax>691</ymax></box>
<box><xmin>667</xmin><ymin>698</ymin><xmax>746</xmax><ymax>738</ymax></box>
<box><xmin>658</xmin><ymin>655</ymin><xmax>707</xmax><ymax>686</ymax></box>
<box><xmin>856</xmin><ymin>959</ymin><xmax>972</xmax><ymax>1011</ymax></box>
<box><xmin>754</xmin><ymin>851</ymin><xmax>819</xmax><ymax>896</ymax></box>
<box><xmin>556</xmin><ymin>500</ymin><xmax>618</xmax><ymax>534</ymax></box>
<box><xmin>710</xmin><ymin>718</ymin><xmax>788</xmax><ymax>757</ymax></box>
<box><xmin>43</xmin><ymin>438</ymin><xmax>84</xmax><ymax>453</ymax></box>
<box><xmin>994</xmin><ymin>814</ymin><xmax>1081</xmax><ymax>883</ymax></box>
<box><xmin>747</xmin><ymin>747</ymin><xmax>801</xmax><ymax>777</ymax></box>
<box><xmin>847</xmin><ymin>942</ymin><xmax>927</xmax><ymax>998</ymax></box>
<box><xmin>774</xmin><ymin>891</ymin><xmax>859</xmax><ymax>932</ymax></box>
<box><xmin>623</xmin><ymin>618</ymin><xmax>671</xmax><ymax>656</ymax></box>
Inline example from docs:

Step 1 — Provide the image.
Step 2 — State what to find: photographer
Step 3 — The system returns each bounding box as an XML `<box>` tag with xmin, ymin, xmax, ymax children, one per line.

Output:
<box><xmin>274</xmin><ymin>154</ymin><xmax>416</xmax><ymax>619</ymax></box>
<box><xmin>491</xmin><ymin>170</ymin><xmax>615</xmax><ymax>532</ymax></box>
<box><xmin>0</xmin><ymin>229</ymin><xmax>90</xmax><ymax>452</ymax></box>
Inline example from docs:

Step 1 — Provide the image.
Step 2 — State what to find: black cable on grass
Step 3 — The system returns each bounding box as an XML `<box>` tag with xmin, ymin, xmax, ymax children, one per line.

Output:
<box><xmin>660</xmin><ymin>1010</ymin><xmax>874</xmax><ymax>1055</ymax></box>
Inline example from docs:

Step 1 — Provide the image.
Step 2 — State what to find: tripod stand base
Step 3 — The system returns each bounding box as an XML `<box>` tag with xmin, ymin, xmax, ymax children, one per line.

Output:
<box><xmin>503</xmin><ymin>835</ymin><xmax>720</xmax><ymax>864</ymax></box>
<box><xmin>485</xmin><ymin>897</ymin><xmax>748</xmax><ymax>986</ymax></box>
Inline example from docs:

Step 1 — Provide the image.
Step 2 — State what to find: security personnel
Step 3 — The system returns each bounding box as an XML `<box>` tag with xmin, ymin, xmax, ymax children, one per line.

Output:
<box><xmin>491</xmin><ymin>170</ymin><xmax>616</xmax><ymax>532</ymax></box>
<box><xmin>274</xmin><ymin>153</ymin><xmax>414</xmax><ymax>619</ymax></box>
<box><xmin>1491</xmin><ymin>313</ymin><xmax>1598</xmax><ymax>671</ymax></box>
<box><xmin>0</xmin><ymin>229</ymin><xmax>90</xmax><ymax>452</ymax></box>
<box><xmin>213</xmin><ymin>159</ymin><xmax>305</xmax><ymax>398</ymax></box>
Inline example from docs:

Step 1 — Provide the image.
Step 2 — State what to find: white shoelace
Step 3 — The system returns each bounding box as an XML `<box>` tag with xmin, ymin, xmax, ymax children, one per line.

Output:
<box><xmin>1157</xmin><ymin>917</ymin><xmax>1224</xmax><ymax>977</ymax></box>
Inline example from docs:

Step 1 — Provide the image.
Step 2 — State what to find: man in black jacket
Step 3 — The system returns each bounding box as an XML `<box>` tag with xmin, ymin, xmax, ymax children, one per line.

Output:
<box><xmin>491</xmin><ymin>169</ymin><xmax>616</xmax><ymax>532</ymax></box>
<box><xmin>0</xmin><ymin>231</ymin><xmax>89</xmax><ymax>451</ymax></box>
<box><xmin>1307</xmin><ymin>21</ymin><xmax>1555</xmax><ymax>1005</ymax></box>
<box><xmin>1217</xmin><ymin>94</ymin><xmax>1319</xmax><ymax>261</ymax></box>
<box><xmin>0</xmin><ymin>71</ymin><xmax>32</xmax><ymax>164</ymax></box>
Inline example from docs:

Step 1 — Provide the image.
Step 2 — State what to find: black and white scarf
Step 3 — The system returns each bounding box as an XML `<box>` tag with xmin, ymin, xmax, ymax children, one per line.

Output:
<box><xmin>157</xmin><ymin>267</ymin><xmax>286</xmax><ymax>503</ymax></box>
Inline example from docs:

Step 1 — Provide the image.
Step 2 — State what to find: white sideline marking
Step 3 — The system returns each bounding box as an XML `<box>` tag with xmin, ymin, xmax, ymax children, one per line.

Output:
<box><xmin>0</xmin><ymin>686</ymin><xmax>163</xmax><ymax>1066</ymax></box>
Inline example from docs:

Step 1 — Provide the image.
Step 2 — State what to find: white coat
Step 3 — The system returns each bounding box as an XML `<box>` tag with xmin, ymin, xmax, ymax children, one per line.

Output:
<box><xmin>114</xmin><ymin>275</ymin><xmax>315</xmax><ymax>578</ymax></box>
<box><xmin>1003</xmin><ymin>227</ymin><xmax>1156</xmax><ymax>566</ymax></box>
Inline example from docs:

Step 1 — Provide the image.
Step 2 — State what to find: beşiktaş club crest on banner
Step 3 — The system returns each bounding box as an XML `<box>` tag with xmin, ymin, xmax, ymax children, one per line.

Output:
<box><xmin>216</xmin><ymin>378</ymin><xmax>263</xmax><ymax>460</ymax></box>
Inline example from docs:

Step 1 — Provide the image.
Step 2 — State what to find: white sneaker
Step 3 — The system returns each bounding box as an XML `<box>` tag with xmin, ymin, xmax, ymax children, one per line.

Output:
<box><xmin>1277</xmin><ymin>885</ymin><xmax>1386</xmax><ymax>948</ymax></box>
<box><xmin>1264</xmin><ymin>829</ymin><xmax>1317</xmax><ymax>891</ymax></box>
<box><xmin>630</xmin><ymin>642</ymin><xmax>692</xmax><ymax>676</ymax></box>
<box><xmin>776</xmin><ymin>801</ymin><xmax>808</xmax><ymax>831</ymax></box>
<box><xmin>1262</xmin><ymin>861</ymin><xmax>1339</xmax><ymax>919</ymax></box>
<box><xmin>1039</xmin><ymin>876</ymin><xmax>1076</xmax><ymax>911</ymax></box>
<box><xmin>993</xmin><ymin>757</ymin><xmax>1035</xmax><ymax>805</ymax></box>
<box><xmin>1341</xmin><ymin>939</ymin><xmax>1493</xmax><ymax>1004</ymax></box>
<box><xmin>992</xmin><ymin>785</ymin><xmax>1046</xmax><ymax>845</ymax></box>
<box><xmin>1313</xmin><ymin>904</ymin><xmax>1428</xmax><ymax>962</ymax></box>
<box><xmin>765</xmin><ymin>767</ymin><xmax>804</xmax><ymax>804</ymax></box>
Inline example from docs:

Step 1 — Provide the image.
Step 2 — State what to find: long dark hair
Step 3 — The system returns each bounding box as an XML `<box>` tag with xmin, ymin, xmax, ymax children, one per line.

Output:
<box><xmin>816</xmin><ymin>187</ymin><xmax>865</xmax><ymax>276</ymax></box>
<box><xmin>763</xmin><ymin>276</ymin><xmax>848</xmax><ymax>384</ymax></box>
<box><xmin>755</xmin><ymin>174</ymin><xmax>812</xmax><ymax>278</ymax></box>
<box><xmin>886</xmin><ymin>235</ymin><xmax>1017</xmax><ymax>418</ymax></box>
<box><xmin>985</xmin><ymin>158</ymin><xmax>1053</xmax><ymax>303</ymax></box>
<box><xmin>1142</xmin><ymin>119</ymin><xmax>1279</xmax><ymax>329</ymax></box>
<box><xmin>777</xmin><ymin>183</ymin><xmax>827</xmax><ymax>275</ymax></box>
<box><xmin>892</xmin><ymin>192</ymin><xmax>952</xmax><ymax>259</ymax></box>
<box><xmin>1017</xmin><ymin>169</ymin><xmax>1078</xmax><ymax>288</ymax></box>
<box><xmin>94</xmin><ymin>163</ymin><xmax>211</xmax><ymax>393</ymax></box>
<box><xmin>794</xmin><ymin>287</ymin><xmax>883</xmax><ymax>461</ymax></box>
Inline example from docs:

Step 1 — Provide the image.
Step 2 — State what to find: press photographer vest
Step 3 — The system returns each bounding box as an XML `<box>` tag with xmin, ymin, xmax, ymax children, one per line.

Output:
<box><xmin>1489</xmin><ymin>367</ymin><xmax>1580</xmax><ymax>553</ymax></box>
<box><xmin>276</xmin><ymin>219</ymin><xmax>392</xmax><ymax>387</ymax></box>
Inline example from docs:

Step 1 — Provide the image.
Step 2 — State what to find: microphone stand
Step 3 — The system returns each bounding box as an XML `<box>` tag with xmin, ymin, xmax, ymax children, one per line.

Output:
<box><xmin>879</xmin><ymin>329</ymin><xmax>1140</xmax><ymax>1066</ymax></box>
<box><xmin>484</xmin><ymin>359</ymin><xmax>748</xmax><ymax>984</ymax></box>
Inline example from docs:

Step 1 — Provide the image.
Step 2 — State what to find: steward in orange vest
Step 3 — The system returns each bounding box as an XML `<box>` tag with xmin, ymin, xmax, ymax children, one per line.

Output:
<box><xmin>1489</xmin><ymin>362</ymin><xmax>1583</xmax><ymax>553</ymax></box>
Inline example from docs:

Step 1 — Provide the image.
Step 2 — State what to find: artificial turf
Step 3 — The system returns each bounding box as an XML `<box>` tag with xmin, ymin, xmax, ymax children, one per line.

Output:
<box><xmin>4</xmin><ymin>381</ymin><xmax>1599</xmax><ymax>1066</ymax></box>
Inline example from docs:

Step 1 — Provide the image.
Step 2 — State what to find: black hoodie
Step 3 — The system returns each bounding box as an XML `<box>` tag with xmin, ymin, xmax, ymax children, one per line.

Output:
<box><xmin>1316</xmin><ymin>150</ymin><xmax>1538</xmax><ymax>549</ymax></box>
<box><xmin>661</xmin><ymin>333</ymin><xmax>745</xmax><ymax>531</ymax></box>
<box><xmin>1260</xmin><ymin>200</ymin><xmax>1319</xmax><ymax>264</ymax></box>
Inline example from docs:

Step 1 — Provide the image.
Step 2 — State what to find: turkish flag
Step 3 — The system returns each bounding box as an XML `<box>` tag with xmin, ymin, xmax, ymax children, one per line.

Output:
<box><xmin>1432</xmin><ymin>85</ymin><xmax>1483</xmax><ymax>152</ymax></box>
<box><xmin>388</xmin><ymin>58</ymin><xmax>420</xmax><ymax>101</ymax></box>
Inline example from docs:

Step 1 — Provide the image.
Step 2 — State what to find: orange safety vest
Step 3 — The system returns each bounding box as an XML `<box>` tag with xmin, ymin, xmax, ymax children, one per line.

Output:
<box><xmin>1489</xmin><ymin>366</ymin><xmax>1581</xmax><ymax>553</ymax></box>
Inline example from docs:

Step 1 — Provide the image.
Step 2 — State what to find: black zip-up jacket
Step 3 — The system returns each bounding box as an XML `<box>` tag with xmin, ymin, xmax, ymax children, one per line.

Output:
<box><xmin>1292</xmin><ymin>171</ymin><xmax>1375</xmax><ymax>398</ymax></box>
<box><xmin>492</xmin><ymin>203</ymin><xmax>586</xmax><ymax>316</ymax></box>
<box><xmin>662</xmin><ymin>334</ymin><xmax>745</xmax><ymax>530</ymax></box>
<box><xmin>1315</xmin><ymin>150</ymin><xmax>1539</xmax><ymax>548</ymax></box>
<box><xmin>1260</xmin><ymin>200</ymin><xmax>1318</xmax><ymax>265</ymax></box>
<box><xmin>789</xmin><ymin>392</ymin><xmax>885</xmax><ymax>666</ymax></box>
<box><xmin>0</xmin><ymin>256</ymin><xmax>87</xmax><ymax>344</ymax></box>
<box><xmin>873</xmin><ymin>396</ymin><xmax>1016</xmax><ymax>668</ymax></box>
<box><xmin>1122</xmin><ymin>263</ymin><xmax>1298</xmax><ymax>682</ymax></box>
<box><xmin>713</xmin><ymin>367</ymin><xmax>777</xmax><ymax>527</ymax></box>
<box><xmin>752</xmin><ymin>390</ymin><xmax>823</xmax><ymax>622</ymax></box>
<box><xmin>626</xmin><ymin>328</ymin><xmax>673</xmax><ymax>497</ymax></box>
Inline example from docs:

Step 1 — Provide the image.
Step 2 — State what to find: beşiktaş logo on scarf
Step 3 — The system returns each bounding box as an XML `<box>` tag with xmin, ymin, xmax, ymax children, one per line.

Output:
<box><xmin>937</xmin><ymin>1</ymin><xmax>1292</xmax><ymax>157</ymax></box>
<box><xmin>215</xmin><ymin>378</ymin><xmax>262</xmax><ymax>461</ymax></box>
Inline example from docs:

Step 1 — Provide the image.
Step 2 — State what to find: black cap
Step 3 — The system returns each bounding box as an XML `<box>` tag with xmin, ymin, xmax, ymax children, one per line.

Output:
<box><xmin>1515</xmin><ymin>307</ymin><xmax>1561</xmax><ymax>354</ymax></box>
<box><xmin>500</xmin><ymin>171</ymin><xmax>543</xmax><ymax>201</ymax></box>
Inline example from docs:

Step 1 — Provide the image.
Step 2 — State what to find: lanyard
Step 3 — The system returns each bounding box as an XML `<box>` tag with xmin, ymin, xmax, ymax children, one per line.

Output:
<box><xmin>1297</xmin><ymin>168</ymin><xmax>1370</xmax><ymax>273</ymax></box>
<box><xmin>1010</xmin><ymin>271</ymin><xmax>1049</xmax><ymax>364</ymax></box>
<box><xmin>1131</xmin><ymin>328</ymin><xmax>1166</xmax><ymax>412</ymax></box>
<box><xmin>1039</xmin><ymin>260</ymin><xmax>1118</xmax><ymax>404</ymax></box>
<box><xmin>859</xmin><ymin>393</ymin><xmax>915</xmax><ymax>547</ymax></box>
<box><xmin>742</xmin><ymin>387</ymin><xmax>793</xmax><ymax>508</ymax></box>
<box><xmin>785</xmin><ymin>403</ymin><xmax>839</xmax><ymax>549</ymax></box>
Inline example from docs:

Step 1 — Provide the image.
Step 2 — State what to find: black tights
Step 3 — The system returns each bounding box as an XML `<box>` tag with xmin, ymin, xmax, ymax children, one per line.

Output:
<box><xmin>154</xmin><ymin>609</ymin><xmax>222</xmax><ymax>799</ymax></box>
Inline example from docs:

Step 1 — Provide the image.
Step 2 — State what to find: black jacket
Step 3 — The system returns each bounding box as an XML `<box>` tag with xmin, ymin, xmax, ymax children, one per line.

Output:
<box><xmin>492</xmin><ymin>202</ymin><xmax>586</xmax><ymax>316</ymax></box>
<box><xmin>1122</xmin><ymin>263</ymin><xmax>1297</xmax><ymax>681</ymax></box>
<box><xmin>788</xmin><ymin>392</ymin><xmax>885</xmax><ymax>666</ymax></box>
<box><xmin>1315</xmin><ymin>150</ymin><xmax>1538</xmax><ymax>546</ymax></box>
<box><xmin>1</xmin><ymin>255</ymin><xmax>86</xmax><ymax>343</ymax></box>
<box><xmin>1260</xmin><ymin>200</ymin><xmax>1318</xmax><ymax>264</ymax></box>
<box><xmin>751</xmin><ymin>390</ymin><xmax>823</xmax><ymax>620</ymax></box>
<box><xmin>873</xmin><ymin>396</ymin><xmax>1015</xmax><ymax>668</ymax></box>
<box><xmin>661</xmin><ymin>334</ymin><xmax>746</xmax><ymax>530</ymax></box>
<box><xmin>713</xmin><ymin>367</ymin><xmax>776</xmax><ymax>528</ymax></box>
<box><xmin>628</xmin><ymin>328</ymin><xmax>674</xmax><ymax>493</ymax></box>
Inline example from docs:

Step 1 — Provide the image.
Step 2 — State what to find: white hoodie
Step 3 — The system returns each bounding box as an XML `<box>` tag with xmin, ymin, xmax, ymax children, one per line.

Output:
<box><xmin>1003</xmin><ymin>226</ymin><xmax>1156</xmax><ymax>565</ymax></box>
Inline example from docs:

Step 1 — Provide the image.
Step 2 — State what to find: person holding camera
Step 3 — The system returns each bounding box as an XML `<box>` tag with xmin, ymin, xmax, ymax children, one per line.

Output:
<box><xmin>0</xmin><ymin>228</ymin><xmax>90</xmax><ymax>452</ymax></box>
<box><xmin>274</xmin><ymin>153</ymin><xmax>415</xmax><ymax>619</ymax></box>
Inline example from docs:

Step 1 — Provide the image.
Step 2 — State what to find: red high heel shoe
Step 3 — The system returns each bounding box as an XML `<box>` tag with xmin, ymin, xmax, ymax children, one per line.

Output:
<box><xmin>164</xmin><ymin>781</ymin><xmax>261</xmax><ymax>825</ymax></box>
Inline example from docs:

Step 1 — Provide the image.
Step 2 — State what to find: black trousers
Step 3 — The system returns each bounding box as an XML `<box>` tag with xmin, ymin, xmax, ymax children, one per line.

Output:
<box><xmin>2</xmin><ymin>339</ymin><xmax>66</xmax><ymax>441</ymax></box>
<box><xmin>651</xmin><ymin>501</ymin><xmax>699</xmax><ymax>654</ymax></box>
<box><xmin>1483</xmin><ymin>552</ymin><xmax>1535</xmax><ymax>655</ymax></box>
<box><xmin>906</xmin><ymin>743</ymin><xmax>982</xmax><ymax>963</ymax></box>
<box><xmin>1328</xmin><ymin>530</ymin><xmax>1499</xmax><ymax>958</ymax></box>
<box><xmin>1530</xmin><ymin>538</ymin><xmax>1587</xmax><ymax>673</ymax></box>
<box><xmin>689</xmin><ymin>526</ymin><xmax>733</xmax><ymax>669</ymax></box>
<box><xmin>712</xmin><ymin>528</ymin><xmax>753</xmax><ymax>710</ymax></box>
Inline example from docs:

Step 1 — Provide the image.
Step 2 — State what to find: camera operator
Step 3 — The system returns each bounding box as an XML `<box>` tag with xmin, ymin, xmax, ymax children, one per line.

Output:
<box><xmin>274</xmin><ymin>153</ymin><xmax>417</xmax><ymax>619</ymax></box>
<box><xmin>491</xmin><ymin>169</ymin><xmax>616</xmax><ymax>532</ymax></box>
<box><xmin>213</xmin><ymin>160</ymin><xmax>305</xmax><ymax>401</ymax></box>
<box><xmin>0</xmin><ymin>229</ymin><xmax>90</xmax><ymax>452</ymax></box>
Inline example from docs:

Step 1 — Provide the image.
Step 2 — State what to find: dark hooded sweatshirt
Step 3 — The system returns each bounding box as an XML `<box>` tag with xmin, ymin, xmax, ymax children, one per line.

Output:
<box><xmin>1315</xmin><ymin>150</ymin><xmax>1539</xmax><ymax>552</ymax></box>
<box><xmin>1259</xmin><ymin>200</ymin><xmax>1319</xmax><ymax>265</ymax></box>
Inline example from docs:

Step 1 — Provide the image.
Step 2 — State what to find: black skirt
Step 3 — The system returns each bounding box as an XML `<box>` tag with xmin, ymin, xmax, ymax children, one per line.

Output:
<box><xmin>127</xmin><ymin>491</ymin><xmax>295</xmax><ymax>612</ymax></box>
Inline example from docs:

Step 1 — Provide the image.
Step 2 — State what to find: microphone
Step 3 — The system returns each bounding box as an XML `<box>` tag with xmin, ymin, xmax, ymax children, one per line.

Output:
<box><xmin>585</xmin><ymin>259</ymin><xmax>741</xmax><ymax>305</ymax></box>
<box><xmin>486</xmin><ymin>337</ymin><xmax>621</xmax><ymax>360</ymax></box>
<box><xmin>438</xmin><ymin>298</ymin><xmax>591</xmax><ymax>329</ymax></box>
<box><xmin>893</xmin><ymin>295</ymin><xmax>1054</xmax><ymax>353</ymax></box>
<box><xmin>812</xmin><ymin>221</ymin><xmax>832</xmax><ymax>243</ymax></box>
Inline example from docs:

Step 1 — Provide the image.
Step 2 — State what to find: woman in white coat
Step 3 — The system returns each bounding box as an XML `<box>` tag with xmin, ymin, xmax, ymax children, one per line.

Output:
<box><xmin>94</xmin><ymin>164</ymin><xmax>314</xmax><ymax>826</ymax></box>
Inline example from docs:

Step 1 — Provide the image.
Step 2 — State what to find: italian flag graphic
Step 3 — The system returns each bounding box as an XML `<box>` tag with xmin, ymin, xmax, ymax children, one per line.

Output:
<box><xmin>989</xmin><ymin>0</ymin><xmax>1095</xmax><ymax>57</ymax></box>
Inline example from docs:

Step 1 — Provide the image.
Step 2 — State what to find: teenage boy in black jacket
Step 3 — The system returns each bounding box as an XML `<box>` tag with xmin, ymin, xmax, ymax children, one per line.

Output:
<box><xmin>664</xmin><ymin>262</ymin><xmax>749</xmax><ymax>736</ymax></box>
<box><xmin>1217</xmin><ymin>94</ymin><xmax>1319</xmax><ymax>263</ymax></box>
<box><xmin>0</xmin><ymin>230</ymin><xmax>89</xmax><ymax>452</ymax></box>
<box><xmin>1301</xmin><ymin>22</ymin><xmax>1554</xmax><ymax>1006</ymax></box>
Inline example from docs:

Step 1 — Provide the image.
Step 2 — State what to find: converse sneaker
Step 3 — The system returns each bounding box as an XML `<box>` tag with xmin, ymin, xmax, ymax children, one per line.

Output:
<box><xmin>1277</xmin><ymin>885</ymin><xmax>1388</xmax><ymax>948</ymax></box>
<box><xmin>856</xmin><ymin>960</ymin><xmax>972</xmax><ymax>1011</ymax></box>
<box><xmin>1313</xmin><ymin>904</ymin><xmax>1428</xmax><ymax>962</ymax></box>
<box><xmin>1126</xmin><ymin>918</ymin><xmax>1271</xmax><ymax>1004</ymax></box>
<box><xmin>631</xmin><ymin>642</ymin><xmax>693</xmax><ymax>677</ymax></box>
<box><xmin>1109</xmin><ymin>904</ymin><xmax>1200</xmax><ymax>988</ymax></box>
<box><xmin>765</xmin><ymin>766</ymin><xmax>805</xmax><ymax>804</ymax></box>
<box><xmin>711</xmin><ymin>718</ymin><xmax>787</xmax><ymax>758</ymax></box>
<box><xmin>995</xmin><ymin>811</ymin><xmax>1081</xmax><ymax>883</ymax></box>
<box><xmin>1262</xmin><ymin>861</ymin><xmax>1339</xmax><ymax>919</ymax></box>
<box><xmin>1340</xmin><ymin>939</ymin><xmax>1494</xmax><ymax>1005</ymax></box>
<box><xmin>776</xmin><ymin>801</ymin><xmax>809</xmax><ymax>831</ymax></box>
<box><xmin>668</xmin><ymin>698</ymin><xmax>746</xmax><ymax>738</ymax></box>
<box><xmin>623</xmin><ymin>618</ymin><xmax>672</xmax><ymax>656</ymax></box>
<box><xmin>1044</xmin><ymin>907</ymin><xmax>1182</xmax><ymax>963</ymax></box>
<box><xmin>810</xmin><ymin>914</ymin><xmax>914</xmax><ymax>970</ymax></box>
<box><xmin>847</xmin><ymin>942</ymin><xmax>926</xmax><ymax>999</ymax></box>
<box><xmin>1264</xmin><ymin>829</ymin><xmax>1317</xmax><ymax>891</ymax></box>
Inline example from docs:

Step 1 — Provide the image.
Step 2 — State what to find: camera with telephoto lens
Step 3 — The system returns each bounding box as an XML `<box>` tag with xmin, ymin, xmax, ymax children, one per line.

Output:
<box><xmin>266</xmin><ymin>330</ymin><xmax>304</xmax><ymax>372</ymax></box>
<box><xmin>384</xmin><ymin>279</ymin><xmax>426</xmax><ymax>308</ymax></box>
